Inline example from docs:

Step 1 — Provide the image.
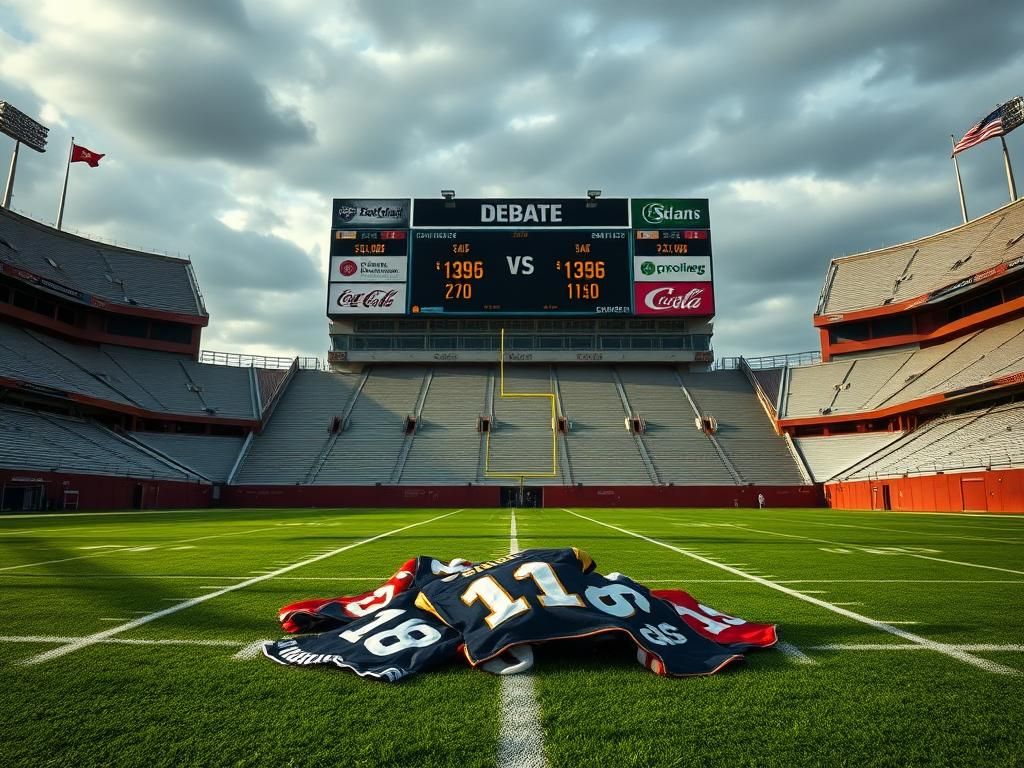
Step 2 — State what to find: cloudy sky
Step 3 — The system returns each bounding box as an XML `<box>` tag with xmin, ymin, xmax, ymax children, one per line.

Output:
<box><xmin>1</xmin><ymin>0</ymin><xmax>1023</xmax><ymax>361</ymax></box>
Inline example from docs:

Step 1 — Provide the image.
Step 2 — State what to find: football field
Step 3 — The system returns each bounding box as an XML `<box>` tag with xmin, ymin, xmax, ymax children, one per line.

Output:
<box><xmin>1</xmin><ymin>506</ymin><xmax>1022</xmax><ymax>768</ymax></box>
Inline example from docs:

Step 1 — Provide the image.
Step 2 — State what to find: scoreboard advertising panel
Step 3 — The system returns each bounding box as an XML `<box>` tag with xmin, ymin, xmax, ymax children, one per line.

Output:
<box><xmin>327</xmin><ymin>197</ymin><xmax>714</xmax><ymax>317</ymax></box>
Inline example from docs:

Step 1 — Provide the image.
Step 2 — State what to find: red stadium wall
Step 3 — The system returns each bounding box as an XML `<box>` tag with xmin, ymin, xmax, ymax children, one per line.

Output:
<box><xmin>0</xmin><ymin>469</ymin><xmax>211</xmax><ymax>511</ymax></box>
<box><xmin>223</xmin><ymin>484</ymin><xmax>821</xmax><ymax>509</ymax></box>
<box><xmin>826</xmin><ymin>469</ymin><xmax>1024</xmax><ymax>513</ymax></box>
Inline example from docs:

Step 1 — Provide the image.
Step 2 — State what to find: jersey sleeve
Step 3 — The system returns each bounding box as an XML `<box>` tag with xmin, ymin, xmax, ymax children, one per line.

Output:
<box><xmin>264</xmin><ymin>590</ymin><xmax>461</xmax><ymax>682</ymax></box>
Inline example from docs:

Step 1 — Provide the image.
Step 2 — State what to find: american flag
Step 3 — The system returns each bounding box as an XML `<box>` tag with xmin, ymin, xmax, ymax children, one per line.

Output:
<box><xmin>952</xmin><ymin>96</ymin><xmax>1024</xmax><ymax>156</ymax></box>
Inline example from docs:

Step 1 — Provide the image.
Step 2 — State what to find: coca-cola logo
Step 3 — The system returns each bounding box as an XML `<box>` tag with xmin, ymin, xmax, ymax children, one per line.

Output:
<box><xmin>644</xmin><ymin>285</ymin><xmax>705</xmax><ymax>311</ymax></box>
<box><xmin>335</xmin><ymin>288</ymin><xmax>399</xmax><ymax>308</ymax></box>
<box><xmin>339</xmin><ymin>259</ymin><xmax>358</xmax><ymax>277</ymax></box>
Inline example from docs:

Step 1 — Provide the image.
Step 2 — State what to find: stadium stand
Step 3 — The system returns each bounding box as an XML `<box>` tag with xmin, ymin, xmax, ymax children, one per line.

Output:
<box><xmin>616</xmin><ymin>367</ymin><xmax>734</xmax><ymax>484</ymax></box>
<box><xmin>0</xmin><ymin>321</ymin><xmax>256</xmax><ymax>419</ymax></box>
<box><xmin>0</xmin><ymin>207</ymin><xmax>204</xmax><ymax>317</ymax></box>
<box><xmin>819</xmin><ymin>198</ymin><xmax>1024</xmax><ymax>315</ymax></box>
<box><xmin>400</xmin><ymin>366</ymin><xmax>489</xmax><ymax>484</ymax></box>
<box><xmin>315</xmin><ymin>367</ymin><xmax>427</xmax><ymax>484</ymax></box>
<box><xmin>0</xmin><ymin>405</ymin><xmax>195</xmax><ymax>480</ymax></box>
<box><xmin>836</xmin><ymin>401</ymin><xmax>1024</xmax><ymax>479</ymax></box>
<box><xmin>128</xmin><ymin>433</ymin><xmax>245</xmax><ymax>483</ymax></box>
<box><xmin>486</xmin><ymin>366</ymin><xmax>566</xmax><ymax>483</ymax></box>
<box><xmin>234</xmin><ymin>370</ymin><xmax>359</xmax><ymax>484</ymax></box>
<box><xmin>794</xmin><ymin>432</ymin><xmax>906</xmax><ymax>482</ymax></box>
<box><xmin>782</xmin><ymin>315</ymin><xmax>1024</xmax><ymax>419</ymax></box>
<box><xmin>681</xmin><ymin>369</ymin><xmax>806</xmax><ymax>484</ymax></box>
<box><xmin>555</xmin><ymin>366</ymin><xmax>652</xmax><ymax>484</ymax></box>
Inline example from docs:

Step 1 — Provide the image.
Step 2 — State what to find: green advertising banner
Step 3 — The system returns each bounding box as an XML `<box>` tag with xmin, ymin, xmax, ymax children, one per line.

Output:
<box><xmin>631</xmin><ymin>198</ymin><xmax>709</xmax><ymax>228</ymax></box>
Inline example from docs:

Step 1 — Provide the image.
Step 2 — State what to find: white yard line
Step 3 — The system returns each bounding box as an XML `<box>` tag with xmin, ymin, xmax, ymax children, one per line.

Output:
<box><xmin>564</xmin><ymin>509</ymin><xmax>1018</xmax><ymax>676</ymax></box>
<box><xmin>0</xmin><ymin>509</ymin><xmax>215</xmax><ymax>520</ymax></box>
<box><xmin>0</xmin><ymin>635</ymin><xmax>242</xmax><ymax>648</ymax></box>
<box><xmin>233</xmin><ymin>640</ymin><xmax>271</xmax><ymax>660</ymax></box>
<box><xmin>906</xmin><ymin>554</ymin><xmax>1024</xmax><ymax>577</ymax></box>
<box><xmin>497</xmin><ymin>509</ymin><xmax>547</xmax><ymax>768</ymax></box>
<box><xmin>0</xmin><ymin>526</ymin><xmax>282</xmax><ymax>573</ymax></box>
<box><xmin>776</xmin><ymin>641</ymin><xmax>816</xmax><ymax>665</ymax></box>
<box><xmin>21</xmin><ymin>510</ymin><xmax>462</xmax><ymax>665</ymax></box>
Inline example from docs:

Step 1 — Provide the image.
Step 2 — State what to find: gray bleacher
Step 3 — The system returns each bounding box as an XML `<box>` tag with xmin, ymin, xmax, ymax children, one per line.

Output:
<box><xmin>751</xmin><ymin>367</ymin><xmax>783</xmax><ymax>412</ymax></box>
<box><xmin>794</xmin><ymin>432</ymin><xmax>905</xmax><ymax>482</ymax></box>
<box><xmin>400</xmin><ymin>367</ymin><xmax>489</xmax><ymax>484</ymax></box>
<box><xmin>0</xmin><ymin>322</ymin><xmax>128</xmax><ymax>404</ymax></box>
<box><xmin>0</xmin><ymin>207</ymin><xmax>203</xmax><ymax>317</ymax></box>
<box><xmin>555</xmin><ymin>366</ymin><xmax>651</xmax><ymax>483</ymax></box>
<box><xmin>103</xmin><ymin>346</ymin><xmax>255</xmax><ymax>419</ymax></box>
<box><xmin>235</xmin><ymin>370</ymin><xmax>358</xmax><ymax>484</ymax></box>
<box><xmin>486</xmin><ymin>366</ymin><xmax>565</xmax><ymax>483</ymax></box>
<box><xmin>617</xmin><ymin>366</ymin><xmax>734</xmax><ymax>484</ymax></box>
<box><xmin>784</xmin><ymin>316</ymin><xmax>1024</xmax><ymax>418</ymax></box>
<box><xmin>680</xmin><ymin>369</ymin><xmax>806</xmax><ymax>484</ymax></box>
<box><xmin>129</xmin><ymin>433</ymin><xmax>245</xmax><ymax>483</ymax></box>
<box><xmin>315</xmin><ymin>367</ymin><xmax>426</xmax><ymax>484</ymax></box>
<box><xmin>0</xmin><ymin>405</ymin><xmax>193</xmax><ymax>480</ymax></box>
<box><xmin>838</xmin><ymin>402</ymin><xmax>1024</xmax><ymax>479</ymax></box>
<box><xmin>0</xmin><ymin>322</ymin><xmax>255</xmax><ymax>418</ymax></box>
<box><xmin>820</xmin><ymin>197</ymin><xmax>1024</xmax><ymax>315</ymax></box>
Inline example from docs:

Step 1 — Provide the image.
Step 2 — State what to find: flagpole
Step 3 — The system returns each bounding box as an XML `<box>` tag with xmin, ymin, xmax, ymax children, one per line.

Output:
<box><xmin>2</xmin><ymin>139</ymin><xmax>18</xmax><ymax>209</ymax></box>
<box><xmin>951</xmin><ymin>135</ymin><xmax>968</xmax><ymax>224</ymax></box>
<box><xmin>55</xmin><ymin>136</ymin><xmax>74</xmax><ymax>230</ymax></box>
<box><xmin>1001</xmin><ymin>136</ymin><xmax>1018</xmax><ymax>201</ymax></box>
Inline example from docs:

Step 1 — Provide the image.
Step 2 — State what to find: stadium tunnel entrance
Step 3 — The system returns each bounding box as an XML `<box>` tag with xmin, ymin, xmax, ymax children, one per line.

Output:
<box><xmin>1</xmin><ymin>482</ymin><xmax>46</xmax><ymax>512</ymax></box>
<box><xmin>501</xmin><ymin>486</ymin><xmax>542</xmax><ymax>508</ymax></box>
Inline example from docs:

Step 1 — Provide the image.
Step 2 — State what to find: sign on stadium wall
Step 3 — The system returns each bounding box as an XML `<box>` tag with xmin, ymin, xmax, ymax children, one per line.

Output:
<box><xmin>633</xmin><ymin>256</ymin><xmax>712</xmax><ymax>282</ymax></box>
<box><xmin>332</xmin><ymin>199</ymin><xmax>410</xmax><ymax>229</ymax></box>
<box><xmin>633</xmin><ymin>281</ymin><xmax>715</xmax><ymax>316</ymax></box>
<box><xmin>329</xmin><ymin>256</ymin><xmax>408</xmax><ymax>283</ymax></box>
<box><xmin>412</xmin><ymin>198</ymin><xmax>629</xmax><ymax>227</ymax></box>
<box><xmin>328</xmin><ymin>283</ymin><xmax>407</xmax><ymax>315</ymax></box>
<box><xmin>631</xmin><ymin>199</ymin><xmax>709</xmax><ymax>229</ymax></box>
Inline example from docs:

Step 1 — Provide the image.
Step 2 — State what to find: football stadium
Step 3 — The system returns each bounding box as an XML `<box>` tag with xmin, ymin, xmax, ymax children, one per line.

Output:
<box><xmin>3</xmin><ymin>93</ymin><xmax>1024</xmax><ymax>764</ymax></box>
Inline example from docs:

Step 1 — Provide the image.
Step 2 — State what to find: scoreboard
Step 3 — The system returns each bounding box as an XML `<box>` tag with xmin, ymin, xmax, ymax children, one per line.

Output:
<box><xmin>409</xmin><ymin>229</ymin><xmax>631</xmax><ymax>315</ymax></box>
<box><xmin>326</xmin><ymin>197</ymin><xmax>714</xmax><ymax>318</ymax></box>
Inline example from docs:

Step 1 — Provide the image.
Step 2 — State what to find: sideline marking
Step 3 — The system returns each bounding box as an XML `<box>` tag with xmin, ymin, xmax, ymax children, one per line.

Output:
<box><xmin>774</xmin><ymin>517</ymin><xmax>1021</xmax><ymax>545</ymax></box>
<box><xmin>233</xmin><ymin>640</ymin><xmax>271</xmax><ymax>660</ymax></box>
<box><xmin>21</xmin><ymin>510</ymin><xmax>462</xmax><ymax>665</ymax></box>
<box><xmin>564</xmin><ymin>509</ymin><xmax>1018</xmax><ymax>676</ymax></box>
<box><xmin>497</xmin><ymin>509</ymin><xmax>547</xmax><ymax>768</ymax></box>
<box><xmin>907</xmin><ymin>553</ymin><xmax>1024</xmax><ymax>577</ymax></box>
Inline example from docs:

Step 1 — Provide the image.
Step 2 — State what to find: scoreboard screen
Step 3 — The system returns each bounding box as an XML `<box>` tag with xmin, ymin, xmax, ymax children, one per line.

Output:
<box><xmin>326</xmin><ymin>197</ymin><xmax>714</xmax><ymax>318</ymax></box>
<box><xmin>409</xmin><ymin>229</ymin><xmax>631</xmax><ymax>315</ymax></box>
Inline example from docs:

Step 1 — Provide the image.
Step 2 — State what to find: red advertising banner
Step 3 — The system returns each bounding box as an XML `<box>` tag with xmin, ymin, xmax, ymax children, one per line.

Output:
<box><xmin>633</xmin><ymin>281</ymin><xmax>715</xmax><ymax>316</ymax></box>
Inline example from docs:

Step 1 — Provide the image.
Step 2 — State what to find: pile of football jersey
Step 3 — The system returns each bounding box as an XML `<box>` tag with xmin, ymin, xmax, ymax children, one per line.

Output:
<box><xmin>263</xmin><ymin>547</ymin><xmax>777</xmax><ymax>682</ymax></box>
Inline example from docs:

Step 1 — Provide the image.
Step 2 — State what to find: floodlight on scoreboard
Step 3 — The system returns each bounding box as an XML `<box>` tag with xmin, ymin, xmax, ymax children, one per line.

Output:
<box><xmin>0</xmin><ymin>102</ymin><xmax>49</xmax><ymax>152</ymax></box>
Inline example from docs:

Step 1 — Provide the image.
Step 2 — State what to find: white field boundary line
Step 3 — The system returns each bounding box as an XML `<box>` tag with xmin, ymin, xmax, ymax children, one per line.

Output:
<box><xmin>0</xmin><ymin>526</ymin><xmax>284</xmax><ymax>573</ymax></box>
<box><xmin>0</xmin><ymin>509</ymin><xmax>221</xmax><ymax>520</ymax></box>
<box><xmin>0</xmin><ymin>574</ymin><xmax>392</xmax><ymax>581</ymax></box>
<box><xmin>497</xmin><ymin>509</ymin><xmax>548</xmax><ymax>768</ymax></box>
<box><xmin>563</xmin><ymin>509</ymin><xmax>1018</xmax><ymax>676</ymax></box>
<box><xmin>708</xmin><ymin>522</ymin><xmax>1024</xmax><ymax>578</ymax></box>
<box><xmin>769</xmin><ymin>517</ymin><xmax>1022</xmax><ymax>545</ymax></box>
<box><xmin>21</xmin><ymin>510</ymin><xmax>462</xmax><ymax>665</ymax></box>
<box><xmin>813</xmin><ymin>643</ymin><xmax>1024</xmax><ymax>652</ymax></box>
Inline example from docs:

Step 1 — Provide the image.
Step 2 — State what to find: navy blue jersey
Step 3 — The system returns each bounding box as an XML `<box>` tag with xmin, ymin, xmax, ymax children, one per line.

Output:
<box><xmin>263</xmin><ymin>590</ymin><xmax>461</xmax><ymax>682</ymax></box>
<box><xmin>415</xmin><ymin>548</ymin><xmax>742</xmax><ymax>677</ymax></box>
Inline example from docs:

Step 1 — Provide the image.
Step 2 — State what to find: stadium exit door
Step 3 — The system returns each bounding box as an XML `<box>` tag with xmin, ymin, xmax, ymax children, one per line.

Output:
<box><xmin>501</xmin><ymin>487</ymin><xmax>542</xmax><ymax>508</ymax></box>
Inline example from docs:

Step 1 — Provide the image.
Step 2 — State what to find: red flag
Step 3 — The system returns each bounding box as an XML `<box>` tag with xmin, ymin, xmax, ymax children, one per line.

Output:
<box><xmin>70</xmin><ymin>144</ymin><xmax>104</xmax><ymax>167</ymax></box>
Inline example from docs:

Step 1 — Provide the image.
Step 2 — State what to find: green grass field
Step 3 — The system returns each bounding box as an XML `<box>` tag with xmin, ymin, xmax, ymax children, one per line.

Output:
<box><xmin>1</xmin><ymin>506</ymin><xmax>1022</xmax><ymax>768</ymax></box>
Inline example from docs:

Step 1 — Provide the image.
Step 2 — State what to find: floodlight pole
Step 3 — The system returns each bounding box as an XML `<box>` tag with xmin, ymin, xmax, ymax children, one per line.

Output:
<box><xmin>2</xmin><ymin>139</ymin><xmax>18</xmax><ymax>209</ymax></box>
<box><xmin>950</xmin><ymin>135</ymin><xmax>968</xmax><ymax>224</ymax></box>
<box><xmin>1001</xmin><ymin>136</ymin><xmax>1018</xmax><ymax>201</ymax></box>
